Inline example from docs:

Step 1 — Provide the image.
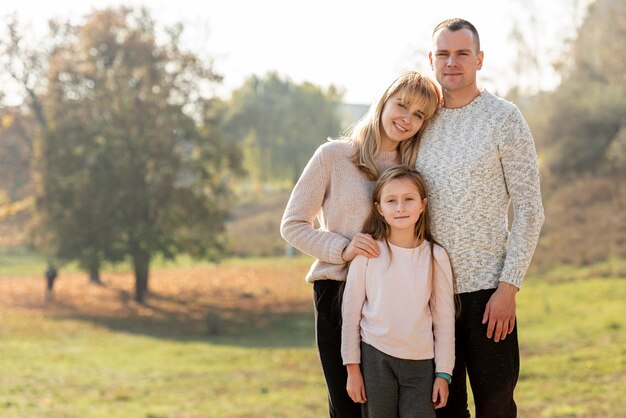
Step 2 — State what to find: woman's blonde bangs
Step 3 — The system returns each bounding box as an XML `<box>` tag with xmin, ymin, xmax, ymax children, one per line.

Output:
<box><xmin>394</xmin><ymin>74</ymin><xmax>441</xmax><ymax>120</ymax></box>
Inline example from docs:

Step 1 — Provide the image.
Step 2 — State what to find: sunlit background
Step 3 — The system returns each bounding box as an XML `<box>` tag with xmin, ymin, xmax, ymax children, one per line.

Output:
<box><xmin>4</xmin><ymin>0</ymin><xmax>592</xmax><ymax>103</ymax></box>
<box><xmin>0</xmin><ymin>0</ymin><xmax>624</xmax><ymax>417</ymax></box>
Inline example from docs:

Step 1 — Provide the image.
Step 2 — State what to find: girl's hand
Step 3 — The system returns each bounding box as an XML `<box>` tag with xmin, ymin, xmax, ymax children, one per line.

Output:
<box><xmin>432</xmin><ymin>377</ymin><xmax>449</xmax><ymax>409</ymax></box>
<box><xmin>346</xmin><ymin>364</ymin><xmax>367</xmax><ymax>403</ymax></box>
<box><xmin>342</xmin><ymin>233</ymin><xmax>379</xmax><ymax>262</ymax></box>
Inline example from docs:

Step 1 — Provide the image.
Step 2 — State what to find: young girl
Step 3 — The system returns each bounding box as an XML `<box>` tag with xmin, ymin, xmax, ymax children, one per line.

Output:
<box><xmin>341</xmin><ymin>166</ymin><xmax>455</xmax><ymax>418</ymax></box>
<box><xmin>281</xmin><ymin>72</ymin><xmax>441</xmax><ymax>418</ymax></box>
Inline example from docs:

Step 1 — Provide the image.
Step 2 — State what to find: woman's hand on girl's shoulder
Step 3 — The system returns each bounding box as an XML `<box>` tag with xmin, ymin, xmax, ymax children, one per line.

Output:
<box><xmin>341</xmin><ymin>233</ymin><xmax>380</xmax><ymax>262</ymax></box>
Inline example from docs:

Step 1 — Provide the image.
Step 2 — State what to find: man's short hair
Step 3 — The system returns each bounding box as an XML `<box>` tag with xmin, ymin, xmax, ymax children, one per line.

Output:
<box><xmin>433</xmin><ymin>18</ymin><xmax>480</xmax><ymax>52</ymax></box>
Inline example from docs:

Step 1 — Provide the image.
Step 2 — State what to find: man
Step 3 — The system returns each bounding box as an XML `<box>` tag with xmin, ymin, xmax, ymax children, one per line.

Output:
<box><xmin>415</xmin><ymin>19</ymin><xmax>545</xmax><ymax>418</ymax></box>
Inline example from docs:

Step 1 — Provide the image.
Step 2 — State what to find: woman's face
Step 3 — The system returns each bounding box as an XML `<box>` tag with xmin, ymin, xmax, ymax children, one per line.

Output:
<box><xmin>379</xmin><ymin>93</ymin><xmax>427</xmax><ymax>151</ymax></box>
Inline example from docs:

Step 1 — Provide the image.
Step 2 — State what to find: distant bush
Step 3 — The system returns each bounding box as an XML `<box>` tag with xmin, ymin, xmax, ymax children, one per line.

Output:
<box><xmin>226</xmin><ymin>176</ymin><xmax>626</xmax><ymax>276</ymax></box>
<box><xmin>225</xmin><ymin>191</ymin><xmax>291</xmax><ymax>257</ymax></box>
<box><xmin>531</xmin><ymin>174</ymin><xmax>626</xmax><ymax>271</ymax></box>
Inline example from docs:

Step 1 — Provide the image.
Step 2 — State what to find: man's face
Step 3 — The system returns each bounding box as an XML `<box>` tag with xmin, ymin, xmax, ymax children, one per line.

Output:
<box><xmin>429</xmin><ymin>28</ymin><xmax>483</xmax><ymax>94</ymax></box>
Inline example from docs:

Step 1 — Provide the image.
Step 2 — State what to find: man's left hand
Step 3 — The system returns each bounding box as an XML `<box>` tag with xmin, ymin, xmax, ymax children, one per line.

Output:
<box><xmin>482</xmin><ymin>282</ymin><xmax>519</xmax><ymax>342</ymax></box>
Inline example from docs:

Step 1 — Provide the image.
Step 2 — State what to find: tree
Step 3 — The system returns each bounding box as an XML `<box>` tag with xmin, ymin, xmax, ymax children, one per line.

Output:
<box><xmin>0</xmin><ymin>106</ymin><xmax>35</xmax><ymax>204</ymax></box>
<box><xmin>521</xmin><ymin>0</ymin><xmax>626</xmax><ymax>270</ymax></box>
<box><xmin>532</xmin><ymin>0</ymin><xmax>626</xmax><ymax>177</ymax></box>
<box><xmin>0</xmin><ymin>16</ymin><xmax>60</xmax><ymax>239</ymax></box>
<box><xmin>2</xmin><ymin>8</ymin><xmax>241</xmax><ymax>301</ymax></box>
<box><xmin>222</xmin><ymin>72</ymin><xmax>343</xmax><ymax>186</ymax></box>
<box><xmin>0</xmin><ymin>15</ymin><xmax>52</xmax><ymax>130</ymax></box>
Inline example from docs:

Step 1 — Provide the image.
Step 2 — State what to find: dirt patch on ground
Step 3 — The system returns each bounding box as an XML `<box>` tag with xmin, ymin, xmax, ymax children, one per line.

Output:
<box><xmin>0</xmin><ymin>261</ymin><xmax>313</xmax><ymax>336</ymax></box>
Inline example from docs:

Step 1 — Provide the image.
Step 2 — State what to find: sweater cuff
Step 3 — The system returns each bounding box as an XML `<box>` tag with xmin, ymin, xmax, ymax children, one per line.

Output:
<box><xmin>435</xmin><ymin>365</ymin><xmax>454</xmax><ymax>376</ymax></box>
<box><xmin>342</xmin><ymin>348</ymin><xmax>361</xmax><ymax>366</ymax></box>
<box><xmin>329</xmin><ymin>237</ymin><xmax>351</xmax><ymax>264</ymax></box>
<box><xmin>499</xmin><ymin>269</ymin><xmax>523</xmax><ymax>289</ymax></box>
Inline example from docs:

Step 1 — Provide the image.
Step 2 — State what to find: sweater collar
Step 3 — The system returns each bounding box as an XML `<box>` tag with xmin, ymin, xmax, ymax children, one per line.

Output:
<box><xmin>440</xmin><ymin>89</ymin><xmax>488</xmax><ymax>113</ymax></box>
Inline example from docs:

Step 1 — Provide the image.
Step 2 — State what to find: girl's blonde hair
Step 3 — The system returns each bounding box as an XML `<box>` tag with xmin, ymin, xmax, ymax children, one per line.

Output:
<box><xmin>346</xmin><ymin>71</ymin><xmax>441</xmax><ymax>180</ymax></box>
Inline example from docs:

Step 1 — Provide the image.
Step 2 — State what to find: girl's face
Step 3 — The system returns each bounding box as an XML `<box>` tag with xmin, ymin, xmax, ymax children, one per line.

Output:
<box><xmin>379</xmin><ymin>93</ymin><xmax>427</xmax><ymax>151</ymax></box>
<box><xmin>375</xmin><ymin>178</ymin><xmax>427</xmax><ymax>233</ymax></box>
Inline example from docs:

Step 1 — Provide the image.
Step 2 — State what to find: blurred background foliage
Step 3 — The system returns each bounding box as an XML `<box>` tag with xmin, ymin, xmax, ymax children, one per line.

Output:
<box><xmin>0</xmin><ymin>0</ymin><xmax>624</xmax><ymax>301</ymax></box>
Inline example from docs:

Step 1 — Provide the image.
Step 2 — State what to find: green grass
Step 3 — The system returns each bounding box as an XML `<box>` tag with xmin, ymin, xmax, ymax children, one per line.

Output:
<box><xmin>515</xmin><ymin>275</ymin><xmax>626</xmax><ymax>417</ymax></box>
<box><xmin>0</xmin><ymin>256</ymin><xmax>624</xmax><ymax>417</ymax></box>
<box><xmin>0</xmin><ymin>247</ymin><xmax>52</xmax><ymax>276</ymax></box>
<box><xmin>0</xmin><ymin>309</ymin><xmax>324</xmax><ymax>418</ymax></box>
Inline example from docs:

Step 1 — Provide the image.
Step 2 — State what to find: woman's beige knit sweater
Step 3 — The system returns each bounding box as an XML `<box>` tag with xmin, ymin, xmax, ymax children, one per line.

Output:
<box><xmin>280</xmin><ymin>139</ymin><xmax>398</xmax><ymax>283</ymax></box>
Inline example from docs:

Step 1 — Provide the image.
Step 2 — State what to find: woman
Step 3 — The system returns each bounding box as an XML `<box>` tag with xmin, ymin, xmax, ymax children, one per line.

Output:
<box><xmin>280</xmin><ymin>71</ymin><xmax>441</xmax><ymax>417</ymax></box>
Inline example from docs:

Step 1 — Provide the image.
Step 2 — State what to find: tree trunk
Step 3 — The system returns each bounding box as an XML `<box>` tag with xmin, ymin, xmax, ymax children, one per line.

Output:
<box><xmin>133</xmin><ymin>251</ymin><xmax>150</xmax><ymax>303</ymax></box>
<box><xmin>26</xmin><ymin>86</ymin><xmax>47</xmax><ymax>129</ymax></box>
<box><xmin>88</xmin><ymin>261</ymin><xmax>102</xmax><ymax>284</ymax></box>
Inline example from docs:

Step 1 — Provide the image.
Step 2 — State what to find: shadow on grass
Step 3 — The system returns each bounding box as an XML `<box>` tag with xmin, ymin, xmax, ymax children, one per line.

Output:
<box><xmin>204</xmin><ymin>307</ymin><xmax>316</xmax><ymax>348</ymax></box>
<box><xmin>48</xmin><ymin>289</ymin><xmax>316</xmax><ymax>349</ymax></box>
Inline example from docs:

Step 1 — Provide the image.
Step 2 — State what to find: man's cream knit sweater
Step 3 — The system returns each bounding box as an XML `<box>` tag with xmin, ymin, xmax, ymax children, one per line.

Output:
<box><xmin>416</xmin><ymin>90</ymin><xmax>545</xmax><ymax>293</ymax></box>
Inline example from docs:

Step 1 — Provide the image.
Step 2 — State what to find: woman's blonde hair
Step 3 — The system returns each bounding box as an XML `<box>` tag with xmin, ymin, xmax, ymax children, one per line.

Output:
<box><xmin>346</xmin><ymin>71</ymin><xmax>441</xmax><ymax>180</ymax></box>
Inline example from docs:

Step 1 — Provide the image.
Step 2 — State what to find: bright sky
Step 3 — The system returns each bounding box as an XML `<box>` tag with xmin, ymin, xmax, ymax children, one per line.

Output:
<box><xmin>5</xmin><ymin>0</ymin><xmax>591</xmax><ymax>104</ymax></box>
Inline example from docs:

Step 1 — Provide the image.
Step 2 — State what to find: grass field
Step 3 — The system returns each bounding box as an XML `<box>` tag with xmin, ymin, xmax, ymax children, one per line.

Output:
<box><xmin>0</xmin><ymin>255</ymin><xmax>624</xmax><ymax>418</ymax></box>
